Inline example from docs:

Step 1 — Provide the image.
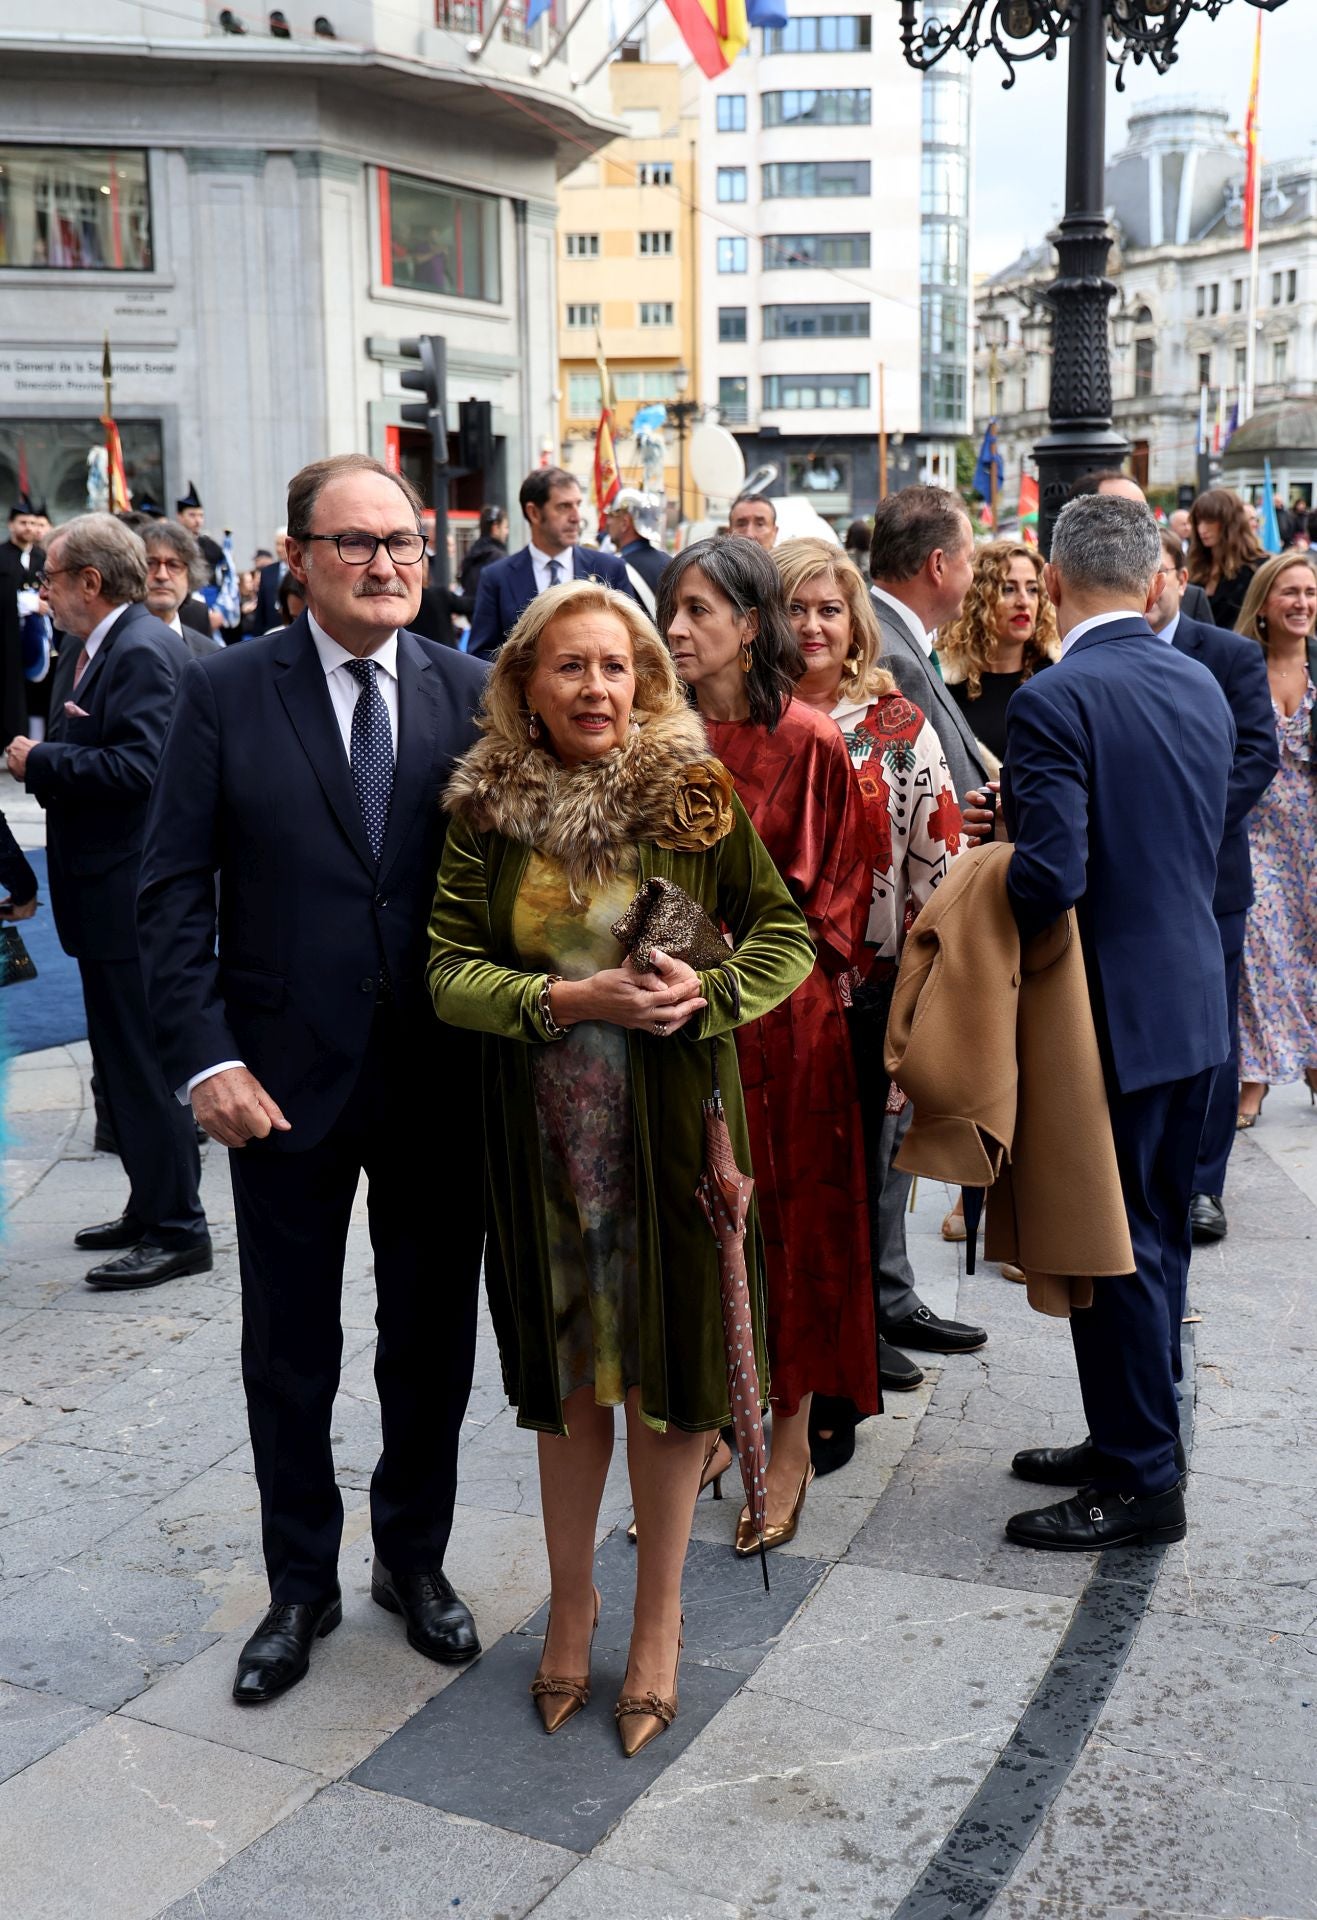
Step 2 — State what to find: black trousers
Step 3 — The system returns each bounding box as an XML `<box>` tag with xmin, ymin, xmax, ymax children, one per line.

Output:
<box><xmin>78</xmin><ymin>954</ymin><xmax>204</xmax><ymax>1245</ymax></box>
<box><xmin>1193</xmin><ymin>909</ymin><xmax>1246</xmax><ymax>1198</ymax></box>
<box><xmin>229</xmin><ymin>1008</ymin><xmax>485</xmax><ymax>1603</ymax></box>
<box><xmin>1070</xmin><ymin>1067</ymin><xmax>1214</xmax><ymax>1497</ymax></box>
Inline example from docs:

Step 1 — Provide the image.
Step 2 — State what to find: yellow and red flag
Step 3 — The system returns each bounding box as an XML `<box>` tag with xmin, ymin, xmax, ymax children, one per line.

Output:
<box><xmin>593</xmin><ymin>336</ymin><xmax>620</xmax><ymax>525</ymax></box>
<box><xmin>1243</xmin><ymin>14</ymin><xmax>1262</xmax><ymax>254</ymax></box>
<box><xmin>665</xmin><ymin>0</ymin><xmax>749</xmax><ymax>79</ymax></box>
<box><xmin>101</xmin><ymin>416</ymin><xmax>131</xmax><ymax>512</ymax></box>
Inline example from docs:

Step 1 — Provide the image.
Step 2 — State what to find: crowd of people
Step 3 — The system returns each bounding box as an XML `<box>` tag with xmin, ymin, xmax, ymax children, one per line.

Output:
<box><xmin>1</xmin><ymin>454</ymin><xmax>1313</xmax><ymax>1760</ymax></box>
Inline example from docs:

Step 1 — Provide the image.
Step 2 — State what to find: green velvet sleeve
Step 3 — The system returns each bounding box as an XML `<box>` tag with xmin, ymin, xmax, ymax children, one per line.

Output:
<box><xmin>426</xmin><ymin>813</ymin><xmax>555</xmax><ymax>1043</ymax></box>
<box><xmin>692</xmin><ymin>797</ymin><xmax>815</xmax><ymax>1041</ymax></box>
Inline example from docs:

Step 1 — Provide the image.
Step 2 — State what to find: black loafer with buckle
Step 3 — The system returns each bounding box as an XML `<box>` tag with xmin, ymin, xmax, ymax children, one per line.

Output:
<box><xmin>1005</xmin><ymin>1483</ymin><xmax>1187</xmax><ymax>1552</ymax></box>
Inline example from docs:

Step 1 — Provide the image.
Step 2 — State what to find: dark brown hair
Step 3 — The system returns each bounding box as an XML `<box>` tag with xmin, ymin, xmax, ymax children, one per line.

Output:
<box><xmin>656</xmin><ymin>536</ymin><xmax>803</xmax><ymax>732</ymax></box>
<box><xmin>286</xmin><ymin>454</ymin><xmax>422</xmax><ymax>538</ymax></box>
<box><xmin>870</xmin><ymin>486</ymin><xmax>969</xmax><ymax>583</ymax></box>
<box><xmin>1187</xmin><ymin>488</ymin><xmax>1264</xmax><ymax>588</ymax></box>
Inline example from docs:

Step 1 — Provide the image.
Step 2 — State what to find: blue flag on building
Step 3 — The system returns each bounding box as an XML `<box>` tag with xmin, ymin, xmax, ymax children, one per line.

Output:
<box><xmin>746</xmin><ymin>0</ymin><xmax>790</xmax><ymax>24</ymax></box>
<box><xmin>973</xmin><ymin>420</ymin><xmax>1004</xmax><ymax>507</ymax></box>
<box><xmin>526</xmin><ymin>0</ymin><xmax>552</xmax><ymax>26</ymax></box>
<box><xmin>1259</xmin><ymin>456</ymin><xmax>1284</xmax><ymax>555</ymax></box>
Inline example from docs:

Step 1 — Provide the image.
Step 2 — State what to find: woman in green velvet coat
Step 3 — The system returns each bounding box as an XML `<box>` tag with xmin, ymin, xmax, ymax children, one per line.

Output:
<box><xmin>427</xmin><ymin>579</ymin><xmax>812</xmax><ymax>1757</ymax></box>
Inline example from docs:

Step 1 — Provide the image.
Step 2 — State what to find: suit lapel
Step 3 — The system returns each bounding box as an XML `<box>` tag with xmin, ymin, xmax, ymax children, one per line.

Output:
<box><xmin>880</xmin><ymin>607</ymin><xmax>984</xmax><ymax>769</ymax></box>
<box><xmin>273</xmin><ymin>614</ymin><xmax>377</xmax><ymax>876</ymax></box>
<box><xmin>67</xmin><ymin>604</ymin><xmax>134</xmax><ymax>713</ymax></box>
<box><xmin>377</xmin><ymin>629</ymin><xmax>442</xmax><ymax>883</ymax></box>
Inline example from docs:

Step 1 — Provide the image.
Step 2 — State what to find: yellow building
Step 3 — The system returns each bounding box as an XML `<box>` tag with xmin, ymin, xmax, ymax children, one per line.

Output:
<box><xmin>557</xmin><ymin>58</ymin><xmax>701</xmax><ymax>523</ymax></box>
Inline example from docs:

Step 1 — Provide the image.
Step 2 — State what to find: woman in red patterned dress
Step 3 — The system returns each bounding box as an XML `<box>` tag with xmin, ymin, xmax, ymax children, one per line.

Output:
<box><xmin>656</xmin><ymin>536</ymin><xmax>878</xmax><ymax>1553</ymax></box>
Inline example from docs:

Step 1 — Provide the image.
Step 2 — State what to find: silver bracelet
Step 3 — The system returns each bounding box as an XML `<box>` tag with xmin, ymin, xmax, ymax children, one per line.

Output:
<box><xmin>538</xmin><ymin>972</ymin><xmax>569</xmax><ymax>1040</ymax></box>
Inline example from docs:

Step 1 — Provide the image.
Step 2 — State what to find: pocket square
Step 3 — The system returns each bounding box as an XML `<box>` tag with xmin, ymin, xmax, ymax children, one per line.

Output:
<box><xmin>63</xmin><ymin>701</ymin><xmax>90</xmax><ymax>718</ymax></box>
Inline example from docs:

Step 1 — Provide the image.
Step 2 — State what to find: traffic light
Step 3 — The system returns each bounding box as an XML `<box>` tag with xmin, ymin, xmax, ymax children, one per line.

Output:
<box><xmin>458</xmin><ymin>398</ymin><xmax>493</xmax><ymax>478</ymax></box>
<box><xmin>399</xmin><ymin>335</ymin><xmax>446</xmax><ymax>445</ymax></box>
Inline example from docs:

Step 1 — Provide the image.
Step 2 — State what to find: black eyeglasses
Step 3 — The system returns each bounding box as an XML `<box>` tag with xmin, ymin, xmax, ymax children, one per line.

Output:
<box><xmin>298</xmin><ymin>532</ymin><xmax>425</xmax><ymax>565</ymax></box>
<box><xmin>33</xmin><ymin>565</ymin><xmax>76</xmax><ymax>588</ymax></box>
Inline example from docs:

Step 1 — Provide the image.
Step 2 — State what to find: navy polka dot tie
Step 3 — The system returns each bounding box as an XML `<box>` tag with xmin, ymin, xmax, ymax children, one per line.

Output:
<box><xmin>345</xmin><ymin>658</ymin><xmax>394</xmax><ymax>863</ymax></box>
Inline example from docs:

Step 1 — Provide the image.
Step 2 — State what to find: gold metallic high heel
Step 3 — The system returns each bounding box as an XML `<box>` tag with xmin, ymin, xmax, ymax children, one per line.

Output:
<box><xmin>530</xmin><ymin>1585</ymin><xmax>601</xmax><ymax>1735</ymax></box>
<box><xmin>615</xmin><ymin>1616</ymin><xmax>683</xmax><ymax>1759</ymax></box>
<box><xmin>734</xmin><ymin>1464</ymin><xmax>813</xmax><ymax>1557</ymax></box>
<box><xmin>626</xmin><ymin>1433</ymin><xmax>731</xmax><ymax>1544</ymax></box>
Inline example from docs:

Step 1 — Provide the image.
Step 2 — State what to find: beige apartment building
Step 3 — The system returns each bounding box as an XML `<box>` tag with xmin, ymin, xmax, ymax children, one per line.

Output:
<box><xmin>557</xmin><ymin>58</ymin><xmax>701</xmax><ymax>518</ymax></box>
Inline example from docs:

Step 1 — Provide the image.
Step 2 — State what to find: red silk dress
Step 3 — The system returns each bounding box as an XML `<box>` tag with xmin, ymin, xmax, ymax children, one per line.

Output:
<box><xmin>706</xmin><ymin>699</ymin><xmax>879</xmax><ymax>1416</ymax></box>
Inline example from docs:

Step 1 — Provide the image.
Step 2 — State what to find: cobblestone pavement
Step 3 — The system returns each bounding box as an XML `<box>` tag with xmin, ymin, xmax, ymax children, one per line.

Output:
<box><xmin>2</xmin><ymin>774</ymin><xmax>1313</xmax><ymax>1918</ymax></box>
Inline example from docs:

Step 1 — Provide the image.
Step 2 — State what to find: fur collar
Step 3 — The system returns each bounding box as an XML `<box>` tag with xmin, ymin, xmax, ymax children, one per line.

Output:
<box><xmin>444</xmin><ymin>705</ymin><xmax>718</xmax><ymax>893</ymax></box>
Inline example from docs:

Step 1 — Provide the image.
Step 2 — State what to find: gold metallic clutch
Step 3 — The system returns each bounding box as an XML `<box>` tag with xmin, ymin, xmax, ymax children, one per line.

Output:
<box><xmin>610</xmin><ymin>877</ymin><xmax>731</xmax><ymax>973</ymax></box>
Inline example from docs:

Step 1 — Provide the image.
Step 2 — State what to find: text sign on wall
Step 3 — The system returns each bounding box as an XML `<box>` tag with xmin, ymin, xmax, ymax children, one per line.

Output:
<box><xmin>0</xmin><ymin>350</ymin><xmax>179</xmax><ymax>399</ymax></box>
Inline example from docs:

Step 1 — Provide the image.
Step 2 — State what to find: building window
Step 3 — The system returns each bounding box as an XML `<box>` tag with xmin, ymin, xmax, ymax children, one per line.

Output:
<box><xmin>922</xmin><ymin>77</ymin><xmax>969</xmax><ymax>146</ymax></box>
<box><xmin>1288</xmin><ymin>268</ymin><xmax>1298</xmax><ymax>303</ymax></box>
<box><xmin>1233</xmin><ymin>278</ymin><xmax>1244</xmax><ymax>311</ymax></box>
<box><xmin>636</xmin><ymin>162</ymin><xmax>673</xmax><ymax>187</ymax></box>
<box><xmin>612</xmin><ymin>369</ymin><xmax>676</xmax><ymax>400</ymax></box>
<box><xmin>763</xmin><ymin>232</ymin><xmax>870</xmax><ymax>270</ymax></box>
<box><xmin>719</xmin><ymin>306</ymin><xmax>747</xmax><ymax>341</ymax></box>
<box><xmin>568</xmin><ymin>372</ymin><xmax>603</xmax><ymax>415</ymax></box>
<box><xmin>1195</xmin><ymin>286</ymin><xmax>1205</xmax><ymax>317</ymax></box>
<box><xmin>761</xmin><ymin>90</ymin><xmax>871</xmax><ymax>128</ymax></box>
<box><xmin>717</xmin><ymin>94</ymin><xmax>747</xmax><ymax>132</ymax></box>
<box><xmin>1134</xmin><ymin>337</ymin><xmax>1155</xmax><ymax>397</ymax></box>
<box><xmin>762</xmin><ymin>302</ymin><xmax>869</xmax><ymax>339</ymax></box>
<box><xmin>921</xmin><ymin>150</ymin><xmax>967</xmax><ymax>217</ymax></box>
<box><xmin>718</xmin><ymin>236</ymin><xmax>748</xmax><ymax>273</ymax></box>
<box><xmin>787</xmin><ymin>452</ymin><xmax>852</xmax><ymax>497</ymax></box>
<box><xmin>382</xmin><ymin>171</ymin><xmax>500</xmax><ymax>300</ymax></box>
<box><xmin>717</xmin><ymin>168</ymin><xmax>747</xmax><ymax>203</ymax></box>
<box><xmin>639</xmin><ymin>230</ymin><xmax>674</xmax><ymax>255</ymax></box>
<box><xmin>920</xmin><ymin>221</ymin><xmax>966</xmax><ymax>286</ymax></box>
<box><xmin>1197</xmin><ymin>351</ymin><xmax>1212</xmax><ymax>388</ymax></box>
<box><xmin>565</xmin><ymin>302</ymin><xmax>599</xmax><ymax>328</ymax></box>
<box><xmin>764</xmin><ymin>14</ymin><xmax>871</xmax><ymax>52</ymax></box>
<box><xmin>565</xmin><ymin>231</ymin><xmax>599</xmax><ymax>258</ymax></box>
<box><xmin>763</xmin><ymin>373</ymin><xmax>869</xmax><ymax>409</ymax></box>
<box><xmin>922</xmin><ymin>365</ymin><xmax>966</xmax><ymax>424</ymax></box>
<box><xmin>0</xmin><ymin>417</ymin><xmax>162</xmax><ymax>519</ymax></box>
<box><xmin>1272</xmin><ymin>271</ymin><xmax>1283</xmax><ymax>305</ymax></box>
<box><xmin>639</xmin><ymin>301</ymin><xmax>674</xmax><ymax>326</ymax></box>
<box><xmin>1209</xmin><ymin>283</ymin><xmax>1219</xmax><ymax>315</ymax></box>
<box><xmin>1273</xmin><ymin>338</ymin><xmax>1289</xmax><ymax>384</ymax></box>
<box><xmin>762</xmin><ymin>161</ymin><xmax>869</xmax><ymax>199</ymax></box>
<box><xmin>719</xmin><ymin>376</ymin><xmax>748</xmax><ymax>424</ymax></box>
<box><xmin>0</xmin><ymin>146</ymin><xmax>152</xmax><ymax>271</ymax></box>
<box><xmin>1235</xmin><ymin>344</ymin><xmax>1248</xmax><ymax>385</ymax></box>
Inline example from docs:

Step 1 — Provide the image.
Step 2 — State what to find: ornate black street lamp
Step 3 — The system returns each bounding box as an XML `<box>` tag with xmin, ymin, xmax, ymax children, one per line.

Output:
<box><xmin>895</xmin><ymin>0</ymin><xmax>1291</xmax><ymax>550</ymax></box>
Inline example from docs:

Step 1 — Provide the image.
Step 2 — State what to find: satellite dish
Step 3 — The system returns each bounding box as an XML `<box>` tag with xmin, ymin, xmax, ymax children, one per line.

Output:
<box><xmin>742</xmin><ymin>462</ymin><xmax>780</xmax><ymax>496</ymax></box>
<box><xmin>688</xmin><ymin>423</ymin><xmax>745</xmax><ymax>510</ymax></box>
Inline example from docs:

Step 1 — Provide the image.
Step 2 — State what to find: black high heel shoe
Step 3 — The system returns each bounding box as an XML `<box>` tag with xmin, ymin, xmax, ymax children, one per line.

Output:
<box><xmin>808</xmin><ymin>1395</ymin><xmax>860</xmax><ymax>1477</ymax></box>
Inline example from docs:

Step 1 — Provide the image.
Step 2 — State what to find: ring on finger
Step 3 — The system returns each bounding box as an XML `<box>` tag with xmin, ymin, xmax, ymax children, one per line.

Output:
<box><xmin>653</xmin><ymin>1021</ymin><xmax>669</xmax><ymax>1036</ymax></box>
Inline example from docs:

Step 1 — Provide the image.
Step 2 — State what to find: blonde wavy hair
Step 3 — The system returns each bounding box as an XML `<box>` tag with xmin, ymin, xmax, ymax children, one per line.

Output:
<box><xmin>773</xmin><ymin>537</ymin><xmax>896</xmax><ymax>701</ymax></box>
<box><xmin>938</xmin><ymin>540</ymin><xmax>1059</xmax><ymax>697</ymax></box>
<box><xmin>1235</xmin><ymin>550</ymin><xmax>1317</xmax><ymax>651</ymax></box>
<box><xmin>479</xmin><ymin>577</ymin><xmax>688</xmax><ymax>745</ymax></box>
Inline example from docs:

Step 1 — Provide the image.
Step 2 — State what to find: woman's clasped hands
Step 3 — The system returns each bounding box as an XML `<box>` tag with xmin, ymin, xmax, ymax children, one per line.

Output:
<box><xmin>550</xmin><ymin>947</ymin><xmax>707</xmax><ymax>1038</ymax></box>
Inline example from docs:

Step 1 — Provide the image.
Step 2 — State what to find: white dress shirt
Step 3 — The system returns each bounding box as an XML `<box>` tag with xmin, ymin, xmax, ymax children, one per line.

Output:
<box><xmin>1059</xmin><ymin>608</ymin><xmax>1144</xmax><ymax>659</ymax></box>
<box><xmin>182</xmin><ymin>612</ymin><xmax>401</xmax><ymax>1103</ymax></box>
<box><xmin>529</xmin><ymin>543</ymin><xmax>573</xmax><ymax>595</ymax></box>
<box><xmin>1154</xmin><ymin>610</ymin><xmax>1179</xmax><ymax>646</ymax></box>
<box><xmin>77</xmin><ymin>603</ymin><xmax>129</xmax><ymax>676</ymax></box>
<box><xmin>871</xmin><ymin>584</ymin><xmax>933</xmax><ymax>658</ymax></box>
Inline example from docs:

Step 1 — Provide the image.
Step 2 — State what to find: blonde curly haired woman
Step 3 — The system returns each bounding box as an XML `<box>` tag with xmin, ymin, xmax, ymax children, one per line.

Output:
<box><xmin>938</xmin><ymin>539</ymin><xmax>1059</xmax><ymax>767</ymax></box>
<box><xmin>428</xmin><ymin>580</ymin><xmax>812</xmax><ymax>1756</ymax></box>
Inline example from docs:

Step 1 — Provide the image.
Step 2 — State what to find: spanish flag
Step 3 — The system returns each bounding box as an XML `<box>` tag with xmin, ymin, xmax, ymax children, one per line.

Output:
<box><xmin>593</xmin><ymin>336</ymin><xmax>620</xmax><ymax>526</ymax></box>
<box><xmin>1243</xmin><ymin>14</ymin><xmax>1262</xmax><ymax>254</ymax></box>
<box><xmin>101</xmin><ymin>418</ymin><xmax>132</xmax><ymax>513</ymax></box>
<box><xmin>665</xmin><ymin>0</ymin><xmax>750</xmax><ymax>79</ymax></box>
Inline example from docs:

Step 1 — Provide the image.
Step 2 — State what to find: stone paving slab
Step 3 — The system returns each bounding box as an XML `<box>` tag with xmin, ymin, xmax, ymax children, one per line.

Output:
<box><xmin>525</xmin><ymin>1857</ymin><xmax>747</xmax><ymax>1919</ymax></box>
<box><xmin>0</xmin><ymin>1715</ymin><xmax>317</xmax><ymax>1920</ymax></box>
<box><xmin>152</xmin><ymin>1782</ymin><xmax>575</xmax><ymax>1920</ymax></box>
<box><xmin>0</xmin><ymin>1677</ymin><xmax>98</xmax><ymax>1784</ymax></box>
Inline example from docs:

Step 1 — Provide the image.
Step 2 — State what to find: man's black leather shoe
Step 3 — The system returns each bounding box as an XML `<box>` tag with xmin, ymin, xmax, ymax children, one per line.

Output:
<box><xmin>233</xmin><ymin>1590</ymin><xmax>343</xmax><ymax>1704</ymax></box>
<box><xmin>74</xmin><ymin>1214</ymin><xmax>142</xmax><ymax>1251</ymax></box>
<box><xmin>84</xmin><ymin>1237</ymin><xmax>214</xmax><ymax>1290</ymax></box>
<box><xmin>884</xmin><ymin>1305</ymin><xmax>987</xmax><ymax>1354</ymax></box>
<box><xmin>1006</xmin><ymin>1483</ymin><xmax>1187</xmax><ymax>1552</ymax></box>
<box><xmin>1190</xmin><ymin>1193</ymin><xmax>1227</xmax><ymax>1243</ymax></box>
<box><xmin>878</xmin><ymin>1338</ymin><xmax>925</xmax><ymax>1392</ymax></box>
<box><xmin>371</xmin><ymin>1558</ymin><xmax>480</xmax><ymax>1664</ymax></box>
<box><xmin>1012</xmin><ymin>1434</ymin><xmax>1186</xmax><ymax>1486</ymax></box>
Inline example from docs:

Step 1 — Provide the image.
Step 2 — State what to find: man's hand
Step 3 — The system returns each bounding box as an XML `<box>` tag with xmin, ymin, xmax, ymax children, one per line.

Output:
<box><xmin>5</xmin><ymin>737</ymin><xmax>34</xmax><ymax>781</ymax></box>
<box><xmin>192</xmin><ymin>1066</ymin><xmax>292</xmax><ymax>1147</ymax></box>
<box><xmin>0</xmin><ymin>894</ymin><xmax>37</xmax><ymax>921</ymax></box>
<box><xmin>961</xmin><ymin>782</ymin><xmax>1005</xmax><ymax>848</ymax></box>
<box><xmin>208</xmin><ymin>607</ymin><xmax>224</xmax><ymax>631</ymax></box>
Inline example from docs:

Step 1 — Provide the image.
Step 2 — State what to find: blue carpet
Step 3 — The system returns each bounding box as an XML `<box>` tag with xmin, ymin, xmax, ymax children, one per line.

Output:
<box><xmin>5</xmin><ymin>850</ymin><xmax>87</xmax><ymax>1056</ymax></box>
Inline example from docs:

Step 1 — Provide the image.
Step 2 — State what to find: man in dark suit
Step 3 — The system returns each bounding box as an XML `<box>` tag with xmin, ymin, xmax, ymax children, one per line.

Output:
<box><xmin>857</xmin><ymin>488</ymin><xmax>988</xmax><ymax>1398</ymax></box>
<box><xmin>138</xmin><ymin>455</ymin><xmax>489</xmax><ymax>1705</ymax></box>
<box><xmin>253</xmin><ymin>529</ymin><xmax>288</xmax><ymax>633</ymax></box>
<box><xmin>1004</xmin><ymin>495</ymin><xmax>1235</xmax><ymax>1551</ymax></box>
<box><xmin>1</xmin><ymin>494</ymin><xmax>45</xmax><ymax>744</ymax></box>
<box><xmin>6</xmin><ymin>514</ymin><xmax>209</xmax><ymax>1287</ymax></box>
<box><xmin>466</xmin><ymin>466</ymin><xmax>635</xmax><ymax>658</ymax></box>
<box><xmin>1149</xmin><ymin>527</ymin><xmax>1279</xmax><ymax>1243</ymax></box>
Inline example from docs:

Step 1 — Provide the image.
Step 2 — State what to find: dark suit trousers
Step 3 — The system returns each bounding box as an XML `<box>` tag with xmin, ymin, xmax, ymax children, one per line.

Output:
<box><xmin>229</xmin><ymin>1007</ymin><xmax>483</xmax><ymax>1603</ymax></box>
<box><xmin>78</xmin><ymin>956</ymin><xmax>204</xmax><ymax>1244</ymax></box>
<box><xmin>1194</xmin><ymin>909</ymin><xmax>1246</xmax><ymax>1198</ymax></box>
<box><xmin>1069</xmin><ymin>1067</ymin><xmax>1214</xmax><ymax>1497</ymax></box>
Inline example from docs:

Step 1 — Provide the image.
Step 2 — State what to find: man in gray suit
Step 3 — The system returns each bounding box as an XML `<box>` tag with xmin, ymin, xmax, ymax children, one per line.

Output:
<box><xmin>866</xmin><ymin>487</ymin><xmax>988</xmax><ymax>1389</ymax></box>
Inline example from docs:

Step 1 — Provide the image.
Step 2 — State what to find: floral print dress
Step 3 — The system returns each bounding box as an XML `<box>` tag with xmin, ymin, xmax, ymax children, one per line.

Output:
<box><xmin>1237</xmin><ymin>682</ymin><xmax>1317</xmax><ymax>1085</ymax></box>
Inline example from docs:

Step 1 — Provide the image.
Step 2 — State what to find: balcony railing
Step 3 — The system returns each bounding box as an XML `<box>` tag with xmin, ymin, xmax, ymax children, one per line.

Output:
<box><xmin>434</xmin><ymin>0</ymin><xmax>545</xmax><ymax>43</ymax></box>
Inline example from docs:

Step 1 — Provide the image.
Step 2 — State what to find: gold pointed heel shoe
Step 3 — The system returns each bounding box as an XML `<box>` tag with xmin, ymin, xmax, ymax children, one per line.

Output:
<box><xmin>734</xmin><ymin>1463</ymin><xmax>813</xmax><ymax>1557</ymax></box>
<box><xmin>530</xmin><ymin>1586</ymin><xmax>601</xmax><ymax>1735</ymax></box>
<box><xmin>615</xmin><ymin>1617</ymin><xmax>683</xmax><ymax>1759</ymax></box>
<box><xmin>627</xmin><ymin>1433</ymin><xmax>733</xmax><ymax>1544</ymax></box>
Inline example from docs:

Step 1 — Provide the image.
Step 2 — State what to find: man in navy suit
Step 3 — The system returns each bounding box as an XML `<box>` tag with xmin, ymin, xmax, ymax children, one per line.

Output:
<box><xmin>1150</xmin><ymin>527</ymin><xmax>1278</xmax><ymax>1244</ymax></box>
<box><xmin>138</xmin><ymin>456</ymin><xmax>488</xmax><ymax>1704</ymax></box>
<box><xmin>1002</xmin><ymin>495</ymin><xmax>1235</xmax><ymax>1552</ymax></box>
<box><xmin>7</xmin><ymin>514</ymin><xmax>209</xmax><ymax>1289</ymax></box>
<box><xmin>466</xmin><ymin>466</ymin><xmax>635</xmax><ymax>658</ymax></box>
